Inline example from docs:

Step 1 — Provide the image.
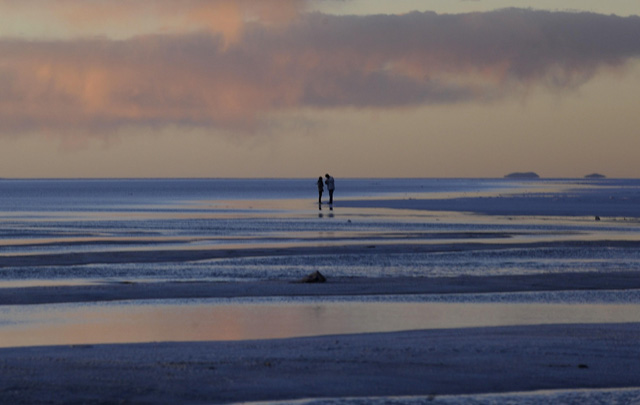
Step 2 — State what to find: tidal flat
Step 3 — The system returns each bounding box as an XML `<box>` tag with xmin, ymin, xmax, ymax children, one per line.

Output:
<box><xmin>1</xmin><ymin>178</ymin><xmax>639</xmax><ymax>403</ymax></box>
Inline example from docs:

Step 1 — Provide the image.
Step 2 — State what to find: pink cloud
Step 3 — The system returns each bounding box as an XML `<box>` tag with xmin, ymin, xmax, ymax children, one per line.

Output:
<box><xmin>0</xmin><ymin>0</ymin><xmax>305</xmax><ymax>44</ymax></box>
<box><xmin>0</xmin><ymin>8</ymin><xmax>639</xmax><ymax>136</ymax></box>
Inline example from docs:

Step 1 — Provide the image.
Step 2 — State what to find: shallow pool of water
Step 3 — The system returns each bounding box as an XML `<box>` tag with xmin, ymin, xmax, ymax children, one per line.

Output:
<box><xmin>2</xmin><ymin>298</ymin><xmax>640</xmax><ymax>348</ymax></box>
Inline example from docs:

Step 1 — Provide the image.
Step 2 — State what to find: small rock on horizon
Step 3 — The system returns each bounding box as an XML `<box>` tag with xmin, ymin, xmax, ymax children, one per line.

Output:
<box><xmin>504</xmin><ymin>172</ymin><xmax>540</xmax><ymax>179</ymax></box>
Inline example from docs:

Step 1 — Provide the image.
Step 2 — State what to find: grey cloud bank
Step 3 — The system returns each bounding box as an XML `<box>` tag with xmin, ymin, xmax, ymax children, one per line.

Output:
<box><xmin>0</xmin><ymin>9</ymin><xmax>639</xmax><ymax>135</ymax></box>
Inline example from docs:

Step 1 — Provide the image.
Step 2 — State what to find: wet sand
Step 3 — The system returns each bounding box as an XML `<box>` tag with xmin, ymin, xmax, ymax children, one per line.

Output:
<box><xmin>2</xmin><ymin>270</ymin><xmax>640</xmax><ymax>306</ymax></box>
<box><xmin>1</xmin><ymin>323</ymin><xmax>639</xmax><ymax>404</ymax></box>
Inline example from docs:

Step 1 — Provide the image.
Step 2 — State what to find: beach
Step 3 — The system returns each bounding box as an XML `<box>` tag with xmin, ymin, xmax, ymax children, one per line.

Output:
<box><xmin>1</xmin><ymin>178</ymin><xmax>640</xmax><ymax>403</ymax></box>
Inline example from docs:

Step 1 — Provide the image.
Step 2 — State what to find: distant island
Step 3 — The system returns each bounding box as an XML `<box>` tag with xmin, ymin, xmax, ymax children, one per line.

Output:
<box><xmin>584</xmin><ymin>173</ymin><xmax>606</xmax><ymax>179</ymax></box>
<box><xmin>504</xmin><ymin>172</ymin><xmax>540</xmax><ymax>179</ymax></box>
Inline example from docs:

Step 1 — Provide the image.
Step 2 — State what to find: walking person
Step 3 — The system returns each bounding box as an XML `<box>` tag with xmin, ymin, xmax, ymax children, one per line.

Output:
<box><xmin>316</xmin><ymin>176</ymin><xmax>324</xmax><ymax>205</ymax></box>
<box><xmin>324</xmin><ymin>174</ymin><xmax>335</xmax><ymax>204</ymax></box>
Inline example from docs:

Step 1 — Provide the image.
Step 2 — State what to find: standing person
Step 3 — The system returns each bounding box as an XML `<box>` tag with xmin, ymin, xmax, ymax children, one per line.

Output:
<box><xmin>316</xmin><ymin>177</ymin><xmax>324</xmax><ymax>204</ymax></box>
<box><xmin>325</xmin><ymin>173</ymin><xmax>335</xmax><ymax>204</ymax></box>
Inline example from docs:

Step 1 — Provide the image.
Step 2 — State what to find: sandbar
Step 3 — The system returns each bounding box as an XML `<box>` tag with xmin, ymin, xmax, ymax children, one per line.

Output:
<box><xmin>2</xmin><ymin>270</ymin><xmax>640</xmax><ymax>306</ymax></box>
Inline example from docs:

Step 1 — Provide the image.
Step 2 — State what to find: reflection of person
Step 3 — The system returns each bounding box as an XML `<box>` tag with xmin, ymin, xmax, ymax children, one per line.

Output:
<box><xmin>316</xmin><ymin>177</ymin><xmax>324</xmax><ymax>204</ymax></box>
<box><xmin>324</xmin><ymin>174</ymin><xmax>335</xmax><ymax>204</ymax></box>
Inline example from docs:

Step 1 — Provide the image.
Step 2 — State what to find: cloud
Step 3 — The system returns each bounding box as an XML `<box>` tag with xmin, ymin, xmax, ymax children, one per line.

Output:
<box><xmin>0</xmin><ymin>8</ymin><xmax>639</xmax><ymax>136</ymax></box>
<box><xmin>0</xmin><ymin>0</ymin><xmax>305</xmax><ymax>43</ymax></box>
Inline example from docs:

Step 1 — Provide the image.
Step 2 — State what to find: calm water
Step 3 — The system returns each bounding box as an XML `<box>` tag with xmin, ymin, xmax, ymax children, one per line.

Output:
<box><xmin>3</xmin><ymin>296</ymin><xmax>640</xmax><ymax>348</ymax></box>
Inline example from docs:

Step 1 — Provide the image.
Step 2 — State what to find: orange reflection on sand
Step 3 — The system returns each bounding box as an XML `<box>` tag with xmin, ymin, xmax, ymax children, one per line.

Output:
<box><xmin>2</xmin><ymin>301</ymin><xmax>640</xmax><ymax>348</ymax></box>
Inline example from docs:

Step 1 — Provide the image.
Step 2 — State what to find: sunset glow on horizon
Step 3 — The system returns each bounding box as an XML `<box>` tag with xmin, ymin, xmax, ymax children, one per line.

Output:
<box><xmin>1</xmin><ymin>1</ymin><xmax>639</xmax><ymax>178</ymax></box>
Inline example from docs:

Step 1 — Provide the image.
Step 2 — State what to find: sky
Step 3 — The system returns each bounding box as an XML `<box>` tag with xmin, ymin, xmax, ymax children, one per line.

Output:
<box><xmin>1</xmin><ymin>0</ymin><xmax>639</xmax><ymax>178</ymax></box>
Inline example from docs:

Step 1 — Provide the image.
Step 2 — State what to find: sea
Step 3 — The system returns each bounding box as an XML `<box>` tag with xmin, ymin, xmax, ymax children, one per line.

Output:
<box><xmin>1</xmin><ymin>178</ymin><xmax>640</xmax><ymax>347</ymax></box>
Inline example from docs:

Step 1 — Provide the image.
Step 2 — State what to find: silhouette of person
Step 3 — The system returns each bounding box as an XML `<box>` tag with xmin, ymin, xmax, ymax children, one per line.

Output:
<box><xmin>324</xmin><ymin>173</ymin><xmax>335</xmax><ymax>204</ymax></box>
<box><xmin>316</xmin><ymin>177</ymin><xmax>324</xmax><ymax>205</ymax></box>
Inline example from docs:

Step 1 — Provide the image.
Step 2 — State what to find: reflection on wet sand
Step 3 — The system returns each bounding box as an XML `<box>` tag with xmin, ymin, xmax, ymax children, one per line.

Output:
<box><xmin>3</xmin><ymin>300</ymin><xmax>640</xmax><ymax>348</ymax></box>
